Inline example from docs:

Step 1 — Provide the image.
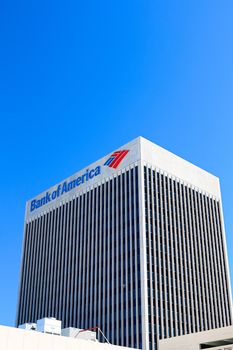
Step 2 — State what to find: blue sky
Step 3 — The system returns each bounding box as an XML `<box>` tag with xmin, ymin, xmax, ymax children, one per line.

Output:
<box><xmin>0</xmin><ymin>0</ymin><xmax>233</xmax><ymax>326</ymax></box>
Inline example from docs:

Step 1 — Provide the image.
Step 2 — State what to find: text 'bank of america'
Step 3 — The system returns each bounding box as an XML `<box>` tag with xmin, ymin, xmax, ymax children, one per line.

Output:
<box><xmin>16</xmin><ymin>137</ymin><xmax>233</xmax><ymax>350</ymax></box>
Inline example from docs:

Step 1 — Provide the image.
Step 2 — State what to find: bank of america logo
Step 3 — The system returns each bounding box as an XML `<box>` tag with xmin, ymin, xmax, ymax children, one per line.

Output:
<box><xmin>104</xmin><ymin>150</ymin><xmax>129</xmax><ymax>169</ymax></box>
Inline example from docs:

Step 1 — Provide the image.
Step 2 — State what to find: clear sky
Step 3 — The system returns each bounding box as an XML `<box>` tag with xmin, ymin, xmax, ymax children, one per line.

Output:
<box><xmin>0</xmin><ymin>0</ymin><xmax>233</xmax><ymax>326</ymax></box>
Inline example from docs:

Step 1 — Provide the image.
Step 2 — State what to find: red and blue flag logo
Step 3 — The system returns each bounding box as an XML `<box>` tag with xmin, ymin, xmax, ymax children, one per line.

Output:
<box><xmin>104</xmin><ymin>150</ymin><xmax>129</xmax><ymax>169</ymax></box>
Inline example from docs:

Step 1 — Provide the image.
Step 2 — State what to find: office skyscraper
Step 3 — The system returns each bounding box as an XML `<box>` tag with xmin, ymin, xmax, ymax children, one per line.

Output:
<box><xmin>17</xmin><ymin>137</ymin><xmax>233</xmax><ymax>350</ymax></box>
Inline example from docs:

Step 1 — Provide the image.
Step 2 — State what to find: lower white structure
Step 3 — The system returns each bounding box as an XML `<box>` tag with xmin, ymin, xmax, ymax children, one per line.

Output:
<box><xmin>159</xmin><ymin>326</ymin><xmax>233</xmax><ymax>350</ymax></box>
<box><xmin>0</xmin><ymin>325</ymin><xmax>137</xmax><ymax>350</ymax></box>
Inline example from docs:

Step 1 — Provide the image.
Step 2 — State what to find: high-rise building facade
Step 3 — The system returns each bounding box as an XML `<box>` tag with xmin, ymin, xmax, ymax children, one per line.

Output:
<box><xmin>16</xmin><ymin>137</ymin><xmax>233</xmax><ymax>350</ymax></box>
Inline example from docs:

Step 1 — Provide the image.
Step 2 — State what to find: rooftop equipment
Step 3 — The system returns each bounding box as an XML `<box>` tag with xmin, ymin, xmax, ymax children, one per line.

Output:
<box><xmin>62</xmin><ymin>327</ymin><xmax>98</xmax><ymax>341</ymax></box>
<box><xmin>36</xmin><ymin>317</ymin><xmax>61</xmax><ymax>335</ymax></box>
<box><xmin>18</xmin><ymin>323</ymin><xmax>37</xmax><ymax>331</ymax></box>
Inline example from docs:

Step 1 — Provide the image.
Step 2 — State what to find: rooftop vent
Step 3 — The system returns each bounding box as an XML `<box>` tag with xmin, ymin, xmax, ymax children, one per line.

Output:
<box><xmin>36</xmin><ymin>317</ymin><xmax>61</xmax><ymax>335</ymax></box>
